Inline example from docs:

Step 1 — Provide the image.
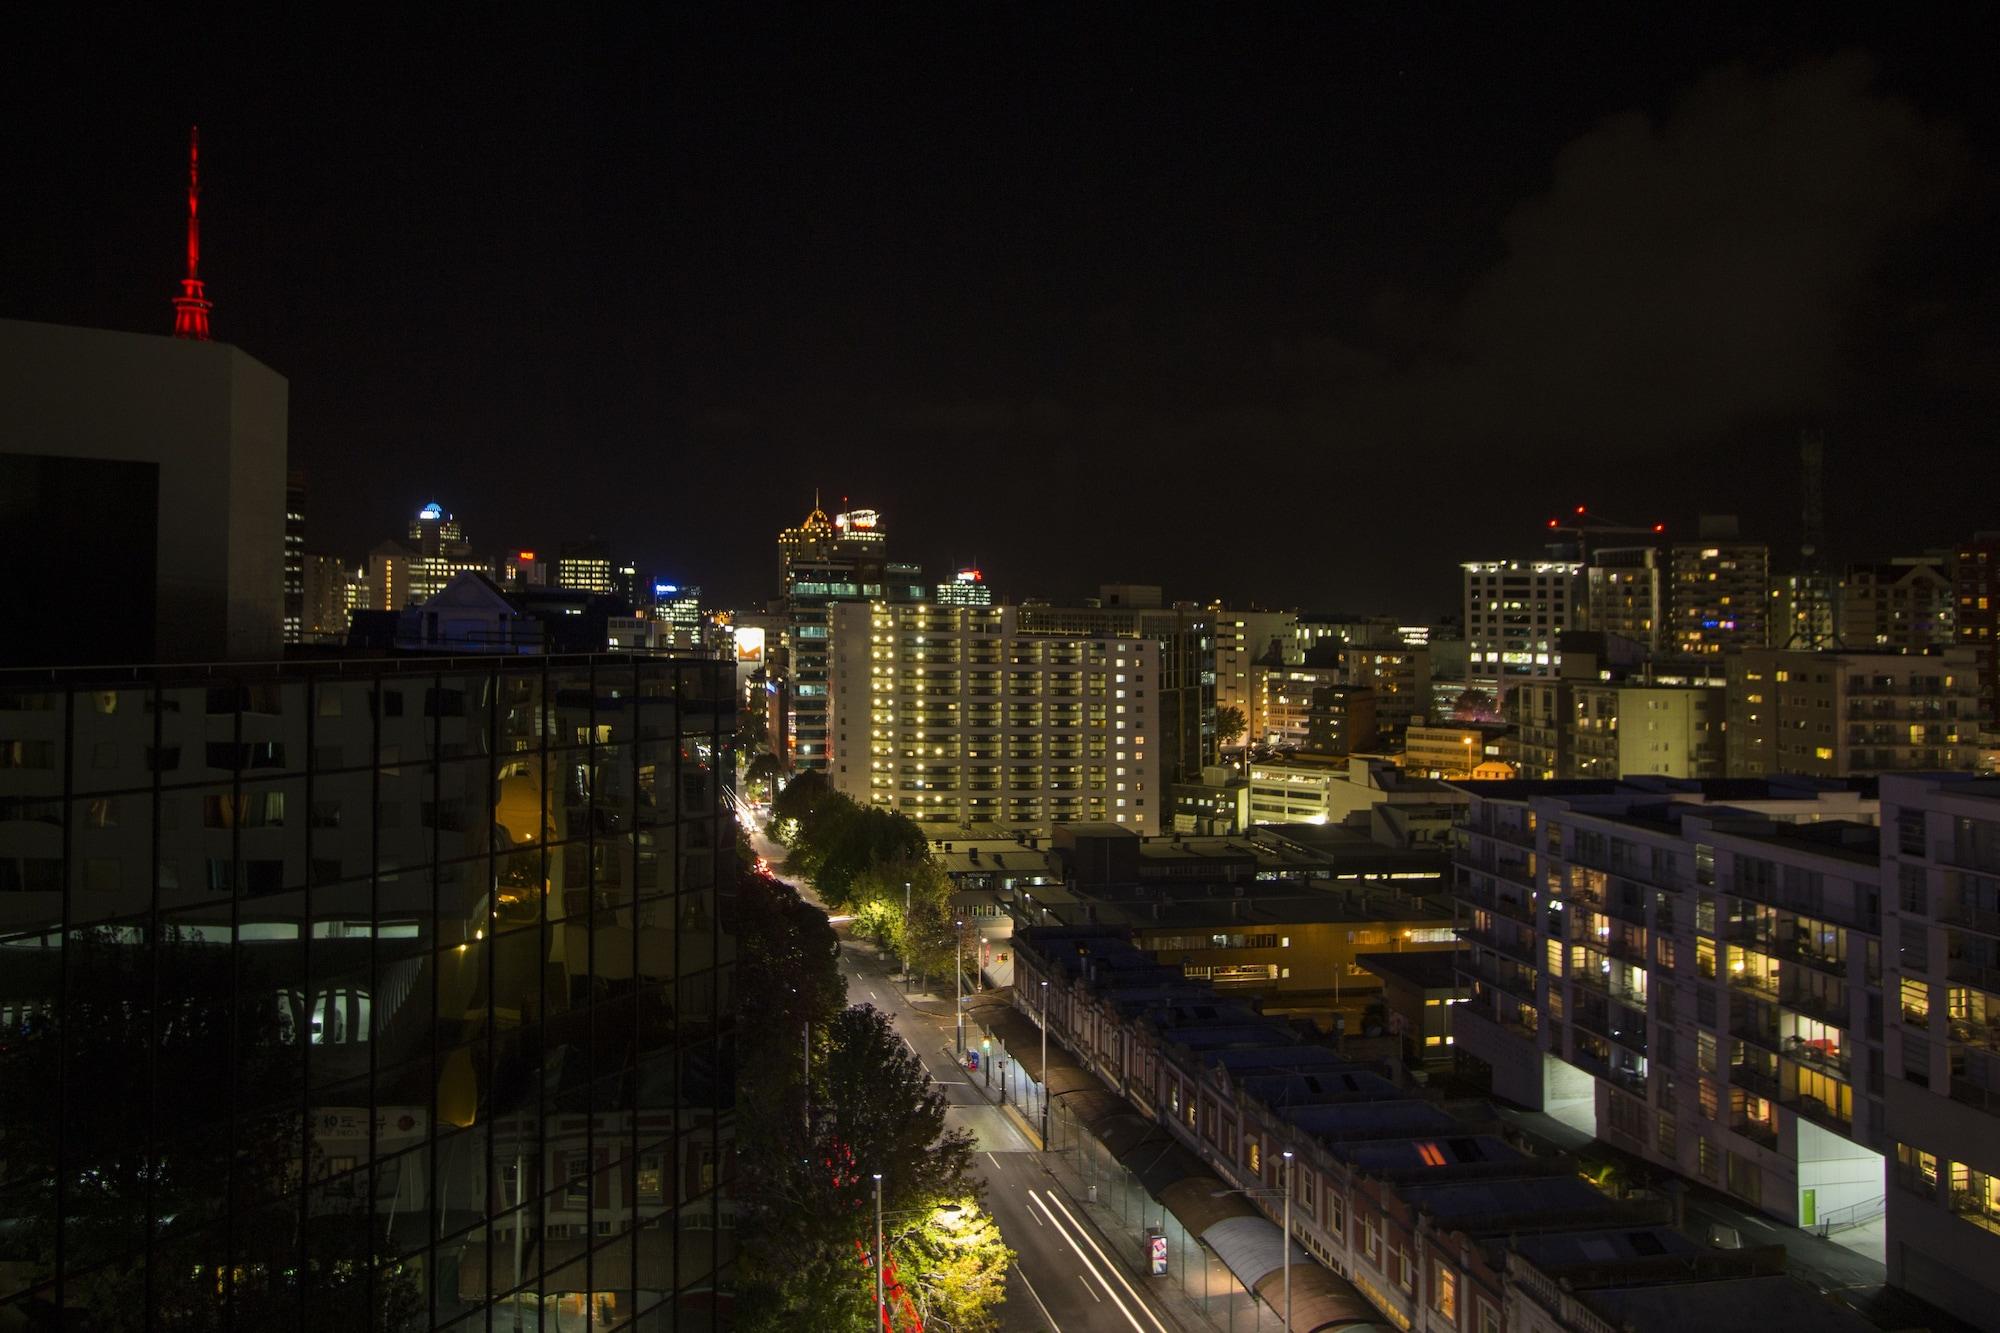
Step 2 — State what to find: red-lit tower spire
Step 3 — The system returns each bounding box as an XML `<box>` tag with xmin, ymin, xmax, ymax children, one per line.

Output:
<box><xmin>171</xmin><ymin>125</ymin><xmax>211</xmax><ymax>340</ymax></box>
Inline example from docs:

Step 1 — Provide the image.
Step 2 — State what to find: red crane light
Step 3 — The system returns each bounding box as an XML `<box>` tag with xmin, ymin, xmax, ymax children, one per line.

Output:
<box><xmin>171</xmin><ymin>126</ymin><xmax>211</xmax><ymax>340</ymax></box>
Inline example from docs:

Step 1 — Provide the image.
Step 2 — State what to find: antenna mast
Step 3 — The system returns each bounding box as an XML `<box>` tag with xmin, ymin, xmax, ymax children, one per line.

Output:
<box><xmin>171</xmin><ymin>126</ymin><xmax>212</xmax><ymax>340</ymax></box>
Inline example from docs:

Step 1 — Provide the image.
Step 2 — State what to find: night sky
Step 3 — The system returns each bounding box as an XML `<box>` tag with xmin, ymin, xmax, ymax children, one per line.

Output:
<box><xmin>12</xmin><ymin>7</ymin><xmax>1998</xmax><ymax>616</ymax></box>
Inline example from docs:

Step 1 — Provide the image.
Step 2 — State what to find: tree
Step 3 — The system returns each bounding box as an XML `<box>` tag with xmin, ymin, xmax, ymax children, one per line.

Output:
<box><xmin>1215</xmin><ymin>703</ymin><xmax>1247</xmax><ymax>749</ymax></box>
<box><xmin>744</xmin><ymin>751</ymin><xmax>784</xmax><ymax>802</ymax></box>
<box><xmin>733</xmin><ymin>1006</ymin><xmax>990</xmax><ymax>1327</ymax></box>
<box><xmin>852</xmin><ymin>857</ymin><xmax>957</xmax><ymax>987</ymax></box>
<box><xmin>898</xmin><ymin>1197</ymin><xmax>1012</xmax><ymax>1333</ymax></box>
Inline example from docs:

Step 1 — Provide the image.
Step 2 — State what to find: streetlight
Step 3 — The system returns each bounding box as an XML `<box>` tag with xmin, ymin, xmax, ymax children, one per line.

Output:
<box><xmin>1039</xmin><ymin>978</ymin><xmax>1050</xmax><ymax>1148</ymax></box>
<box><xmin>903</xmin><ymin>880</ymin><xmax>912</xmax><ymax>984</ymax></box>
<box><xmin>873</xmin><ymin>1173</ymin><xmax>885</xmax><ymax>1325</ymax></box>
<box><xmin>1211</xmin><ymin>1154</ymin><xmax>1296</xmax><ymax>1333</ymax></box>
<box><xmin>955</xmin><ymin>919</ymin><xmax>966</xmax><ymax>1055</ymax></box>
<box><xmin>1282</xmin><ymin>1150</ymin><xmax>1293</xmax><ymax>1333</ymax></box>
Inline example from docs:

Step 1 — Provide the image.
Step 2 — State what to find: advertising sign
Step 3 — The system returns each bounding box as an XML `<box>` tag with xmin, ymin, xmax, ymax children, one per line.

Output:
<box><xmin>734</xmin><ymin>626</ymin><xmax>765</xmax><ymax>663</ymax></box>
<box><xmin>1147</xmin><ymin>1228</ymin><xmax>1168</xmax><ymax>1276</ymax></box>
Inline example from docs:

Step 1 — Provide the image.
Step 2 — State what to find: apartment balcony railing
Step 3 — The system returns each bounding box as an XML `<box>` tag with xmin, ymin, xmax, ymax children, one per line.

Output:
<box><xmin>1779</xmin><ymin>987</ymin><xmax>1847</xmax><ymax>1027</ymax></box>
<box><xmin>1608</xmin><ymin>936</ymin><xmax>1647</xmax><ymax>965</ymax></box>
<box><xmin>1946</xmin><ymin>957</ymin><xmax>2000</xmax><ymax>995</ymax></box>
<box><xmin>1949</xmin><ymin>1018</ymin><xmax>2000</xmax><ymax>1055</ymax></box>
<box><xmin>1944</xmin><ymin>897</ymin><xmax>2000</xmax><ymax>939</ymax></box>
<box><xmin>1731</xmin><ymin>1064</ymin><xmax>1782</xmax><ymax>1103</ymax></box>
<box><xmin>1775</xmin><ymin>940</ymin><xmax>1848</xmax><ymax>978</ymax></box>
<box><xmin>1730</xmin><ymin>1014</ymin><xmax>1782</xmax><ymax>1053</ymax></box>
<box><xmin>1784</xmin><ymin>1038</ymin><xmax>1851</xmax><ymax>1078</ymax></box>
<box><xmin>1461</xmin><ymin>878</ymin><xmax>1535</xmax><ymax>924</ymax></box>
<box><xmin>1948</xmin><ymin>1078</ymin><xmax>2000</xmax><ymax>1114</ymax></box>
<box><xmin>1463</xmin><ymin>925</ymin><xmax>1537</xmax><ymax>966</ymax></box>
<box><xmin>1731</xmin><ymin>1117</ymin><xmax>1780</xmax><ymax>1151</ymax></box>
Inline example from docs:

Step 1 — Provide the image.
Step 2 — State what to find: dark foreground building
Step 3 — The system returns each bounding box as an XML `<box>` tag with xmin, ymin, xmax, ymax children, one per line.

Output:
<box><xmin>0</xmin><ymin>653</ymin><xmax>735</xmax><ymax>1329</ymax></box>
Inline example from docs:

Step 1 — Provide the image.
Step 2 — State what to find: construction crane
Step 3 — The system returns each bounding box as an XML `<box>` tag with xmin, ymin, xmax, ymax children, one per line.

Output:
<box><xmin>1542</xmin><ymin>506</ymin><xmax>1667</xmax><ymax>567</ymax></box>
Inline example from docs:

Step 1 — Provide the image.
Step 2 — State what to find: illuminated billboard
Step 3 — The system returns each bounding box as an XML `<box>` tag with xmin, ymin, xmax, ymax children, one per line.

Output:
<box><xmin>734</xmin><ymin>626</ymin><xmax>765</xmax><ymax>663</ymax></box>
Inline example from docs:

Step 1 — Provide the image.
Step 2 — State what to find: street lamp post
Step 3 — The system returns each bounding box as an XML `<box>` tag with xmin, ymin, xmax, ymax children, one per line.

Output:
<box><xmin>1039</xmin><ymin>978</ymin><xmax>1050</xmax><ymax>1148</ymax></box>
<box><xmin>1282</xmin><ymin>1150</ymin><xmax>1294</xmax><ymax>1333</ymax></box>
<box><xmin>873</xmin><ymin>1173</ymin><xmax>885</xmax><ymax>1326</ymax></box>
<box><xmin>955</xmin><ymin>918</ymin><xmax>965</xmax><ymax>1055</ymax></box>
<box><xmin>902</xmin><ymin>880</ymin><xmax>912</xmax><ymax>984</ymax></box>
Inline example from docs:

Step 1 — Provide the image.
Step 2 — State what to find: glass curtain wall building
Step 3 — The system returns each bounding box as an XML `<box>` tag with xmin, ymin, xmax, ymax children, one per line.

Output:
<box><xmin>0</xmin><ymin>653</ymin><xmax>735</xmax><ymax>1331</ymax></box>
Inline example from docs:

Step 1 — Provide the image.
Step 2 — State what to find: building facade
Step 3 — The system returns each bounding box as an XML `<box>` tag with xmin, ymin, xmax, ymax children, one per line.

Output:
<box><xmin>1955</xmin><ymin>534</ymin><xmax>2000</xmax><ymax>728</ymax></box>
<box><xmin>1585</xmin><ymin>546</ymin><xmax>1665</xmax><ymax>655</ymax></box>
<box><xmin>1462</xmin><ymin>561</ymin><xmax>1582</xmax><ymax>699</ymax></box>
<box><xmin>827</xmin><ymin>603</ymin><xmax>1162</xmax><ymax>831</ymax></box>
<box><xmin>1669</xmin><ymin>540</ymin><xmax>1769</xmax><ymax>656</ymax></box>
<box><xmin>1725</xmin><ymin>647</ymin><xmax>1983</xmax><ymax>778</ymax></box>
<box><xmin>932</xmin><ymin>569</ymin><xmax>993</xmax><ymax>606</ymax></box>
<box><xmin>0</xmin><ymin>653</ymin><xmax>737</xmax><ymax>1328</ymax></box>
<box><xmin>1840</xmin><ymin>558</ymin><xmax>1955</xmax><ymax>651</ymax></box>
<box><xmin>1015</xmin><ymin>600</ymin><xmax>1212</xmax><ymax>786</ymax></box>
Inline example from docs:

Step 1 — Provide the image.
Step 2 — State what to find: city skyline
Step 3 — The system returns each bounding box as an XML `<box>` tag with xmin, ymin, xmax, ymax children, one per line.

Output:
<box><xmin>8</xmin><ymin>9</ymin><xmax>1998</xmax><ymax>611</ymax></box>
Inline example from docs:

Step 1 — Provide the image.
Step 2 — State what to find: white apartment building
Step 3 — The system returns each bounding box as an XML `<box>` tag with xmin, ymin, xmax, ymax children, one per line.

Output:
<box><xmin>1452</xmin><ymin>779</ymin><xmax>1888</xmax><ymax>1236</ymax></box>
<box><xmin>1878</xmin><ymin>773</ymin><xmax>2000</xmax><ymax>1328</ymax></box>
<box><xmin>1462</xmin><ymin>561</ymin><xmax>1582</xmax><ymax>700</ymax></box>
<box><xmin>827</xmin><ymin>603</ymin><xmax>1161</xmax><ymax>831</ymax></box>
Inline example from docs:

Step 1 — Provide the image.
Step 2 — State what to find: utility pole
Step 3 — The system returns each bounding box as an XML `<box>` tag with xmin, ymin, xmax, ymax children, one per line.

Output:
<box><xmin>903</xmin><ymin>880</ymin><xmax>912</xmax><ymax>985</ymax></box>
<box><xmin>954</xmin><ymin>919</ymin><xmax>965</xmax><ymax>1054</ymax></box>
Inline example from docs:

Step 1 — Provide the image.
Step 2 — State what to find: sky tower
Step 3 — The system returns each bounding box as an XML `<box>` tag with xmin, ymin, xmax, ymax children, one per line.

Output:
<box><xmin>171</xmin><ymin>125</ymin><xmax>211</xmax><ymax>340</ymax></box>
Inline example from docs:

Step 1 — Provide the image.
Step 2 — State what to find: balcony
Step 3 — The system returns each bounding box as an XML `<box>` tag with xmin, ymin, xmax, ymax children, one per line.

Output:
<box><xmin>1775</xmin><ymin>940</ymin><xmax>1848</xmax><ymax>978</ymax></box>
<box><xmin>1462</xmin><ymin>878</ymin><xmax>1535</xmax><ymax>923</ymax></box>
<box><xmin>1778</xmin><ymin>986</ymin><xmax>1847</xmax><ymax>1027</ymax></box>
<box><xmin>1608</xmin><ymin>936</ymin><xmax>1647</xmax><ymax>965</ymax></box>
<box><xmin>1461</xmin><ymin>953</ymin><xmax>1538</xmax><ymax>1003</ymax></box>
<box><xmin>1732</xmin><ymin>1063</ymin><xmax>1782</xmax><ymax>1102</ymax></box>
<box><xmin>1731</xmin><ymin>1012</ymin><xmax>1781</xmax><ymax>1053</ymax></box>
<box><xmin>1949</xmin><ymin>1017</ymin><xmax>2000</xmax><ymax>1055</ymax></box>
<box><xmin>1464</xmin><ymin>925</ymin><xmax>1536</xmax><ymax>965</ymax></box>
<box><xmin>1947</xmin><ymin>957</ymin><xmax>2000</xmax><ymax>995</ymax></box>
<box><xmin>1731</xmin><ymin>1117</ymin><xmax>1780</xmax><ymax>1151</ymax></box>
<box><xmin>1945</xmin><ymin>896</ymin><xmax>2000</xmax><ymax>939</ymax></box>
<box><xmin>1784</xmin><ymin>1038</ymin><xmax>1851</xmax><ymax>1078</ymax></box>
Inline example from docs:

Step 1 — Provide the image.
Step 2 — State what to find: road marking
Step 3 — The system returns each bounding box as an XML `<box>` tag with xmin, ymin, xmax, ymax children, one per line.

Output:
<box><xmin>1041</xmin><ymin>1189</ymin><xmax>1171</xmax><ymax>1333</ymax></box>
<box><xmin>1078</xmin><ymin>1274</ymin><xmax>1100</xmax><ymax>1301</ymax></box>
<box><xmin>986</xmin><ymin>1152</ymin><xmax>1003</xmax><ymax>1172</ymax></box>
<box><xmin>868</xmin><ymin>990</ymin><xmax>877</xmax><ymax>1001</ymax></box>
<box><xmin>1015</xmin><ymin>1268</ymin><xmax>1062</xmax><ymax>1333</ymax></box>
<box><xmin>1028</xmin><ymin>1190</ymin><xmax>1147</xmax><ymax>1333</ymax></box>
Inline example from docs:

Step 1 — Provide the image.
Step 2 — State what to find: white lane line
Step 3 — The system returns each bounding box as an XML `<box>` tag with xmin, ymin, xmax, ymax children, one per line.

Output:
<box><xmin>1077</xmin><ymin>1274</ymin><xmax>1100</xmax><ymax>1301</ymax></box>
<box><xmin>867</xmin><ymin>990</ymin><xmax>878</xmax><ymax>1001</ymax></box>
<box><xmin>1027</xmin><ymin>1190</ymin><xmax>1146</xmax><ymax>1333</ymax></box>
<box><xmin>986</xmin><ymin>1152</ymin><xmax>1002</xmax><ymax>1172</ymax></box>
<box><xmin>1041</xmin><ymin>1189</ymin><xmax>1172</xmax><ymax>1333</ymax></box>
<box><xmin>1015</xmin><ymin>1268</ymin><xmax>1062</xmax><ymax>1333</ymax></box>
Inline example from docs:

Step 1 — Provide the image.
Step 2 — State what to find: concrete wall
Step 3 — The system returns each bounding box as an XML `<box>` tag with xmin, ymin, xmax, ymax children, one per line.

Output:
<box><xmin>0</xmin><ymin>318</ymin><xmax>287</xmax><ymax>661</ymax></box>
<box><xmin>1795</xmin><ymin>1117</ymin><xmax>1881</xmax><ymax>1226</ymax></box>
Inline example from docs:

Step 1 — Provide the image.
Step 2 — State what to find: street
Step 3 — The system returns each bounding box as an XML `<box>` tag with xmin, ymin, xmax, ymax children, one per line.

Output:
<box><xmin>742</xmin><ymin>809</ymin><xmax>1177</xmax><ymax>1332</ymax></box>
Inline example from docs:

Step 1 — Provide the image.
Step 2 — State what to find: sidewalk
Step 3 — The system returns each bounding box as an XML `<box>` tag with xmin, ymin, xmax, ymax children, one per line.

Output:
<box><xmin>954</xmin><ymin>998</ymin><xmax>1280</xmax><ymax>1333</ymax></box>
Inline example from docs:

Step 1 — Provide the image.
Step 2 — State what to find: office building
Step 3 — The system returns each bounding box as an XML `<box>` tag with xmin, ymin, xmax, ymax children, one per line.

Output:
<box><xmin>776</xmin><ymin>500</ymin><xmax>923</xmax><ymax>772</ymax></box>
<box><xmin>300</xmin><ymin>552</ymin><xmax>364</xmax><ymax>645</ymax></box>
<box><xmin>1016</xmin><ymin>597</ymin><xmax>1211</xmax><ymax>786</ymax></box>
<box><xmin>826</xmin><ymin>602</ymin><xmax>1161</xmax><ymax>831</ymax></box>
<box><xmin>1840</xmin><ymin>557</ymin><xmax>1955</xmax><ymax>651</ymax></box>
<box><xmin>1404</xmin><ymin>723</ymin><xmax>1513</xmax><ymax>781</ymax></box>
<box><xmin>1258</xmin><ymin>664</ymin><xmax>1343</xmax><ymax>749</ymax></box>
<box><xmin>1725</xmin><ymin>647</ymin><xmax>1983</xmax><ymax>778</ymax></box>
<box><xmin>0</xmin><ymin>653</ymin><xmax>736</xmax><ymax>1327</ymax></box>
<box><xmin>934</xmin><ymin>569</ymin><xmax>993</xmax><ymax>606</ymax></box>
<box><xmin>0</xmin><ymin>318</ymin><xmax>287</xmax><ymax>663</ymax></box>
<box><xmin>554</xmin><ymin>542</ymin><xmax>618</xmax><ymax>598</ymax></box>
<box><xmin>1670</xmin><ymin>528</ymin><xmax>1769</xmax><ymax>656</ymax></box>
<box><xmin>1462</xmin><ymin>560</ymin><xmax>1583</xmax><ymax>698</ymax></box>
<box><xmin>650</xmin><ymin>583</ymin><xmax>705</xmax><ymax>646</ymax></box>
<box><xmin>370</xmin><ymin>503</ymin><xmax>493</xmax><ymax>611</ymax></box>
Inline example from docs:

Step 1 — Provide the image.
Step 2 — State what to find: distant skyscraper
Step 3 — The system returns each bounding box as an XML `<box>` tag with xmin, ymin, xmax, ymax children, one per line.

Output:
<box><xmin>1839</xmin><ymin>557</ymin><xmax>1955</xmax><ymax>651</ymax></box>
<box><xmin>935</xmin><ymin>568</ymin><xmax>992</xmax><ymax>605</ymax></box>
<box><xmin>371</xmin><ymin>502</ymin><xmax>491</xmax><ymax>609</ymax></box>
<box><xmin>776</xmin><ymin>498</ymin><xmax>923</xmax><ymax>771</ymax></box>
<box><xmin>1585</xmin><ymin>545</ymin><xmax>1664</xmax><ymax>654</ymax></box>
<box><xmin>556</xmin><ymin>541</ymin><xmax>616</xmax><ymax>595</ymax></box>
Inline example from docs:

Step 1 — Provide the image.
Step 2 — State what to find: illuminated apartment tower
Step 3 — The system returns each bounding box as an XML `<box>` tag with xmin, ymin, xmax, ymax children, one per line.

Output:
<box><xmin>1954</xmin><ymin>533</ymin><xmax>2000</xmax><ymax>726</ymax></box>
<box><xmin>827</xmin><ymin>602</ymin><xmax>1162</xmax><ymax>830</ymax></box>
<box><xmin>776</xmin><ymin>499</ymin><xmax>923</xmax><ymax>771</ymax></box>
<box><xmin>282</xmin><ymin>471</ymin><xmax>305</xmax><ymax>643</ymax></box>
<box><xmin>1585</xmin><ymin>546</ymin><xmax>1665</xmax><ymax>654</ymax></box>
<box><xmin>1671</xmin><ymin>520</ymin><xmax>1770</xmax><ymax>655</ymax></box>
<box><xmin>371</xmin><ymin>502</ymin><xmax>493</xmax><ymax>608</ymax></box>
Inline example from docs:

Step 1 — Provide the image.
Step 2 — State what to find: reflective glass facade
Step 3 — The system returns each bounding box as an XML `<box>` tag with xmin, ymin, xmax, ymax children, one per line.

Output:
<box><xmin>0</xmin><ymin>654</ymin><xmax>735</xmax><ymax>1330</ymax></box>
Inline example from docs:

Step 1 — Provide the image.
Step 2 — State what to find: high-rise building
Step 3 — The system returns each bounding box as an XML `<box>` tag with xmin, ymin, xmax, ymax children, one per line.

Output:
<box><xmin>371</xmin><ymin>503</ymin><xmax>492</xmax><ymax>610</ymax></box>
<box><xmin>827</xmin><ymin>603</ymin><xmax>1162</xmax><ymax>830</ymax></box>
<box><xmin>1</xmin><ymin>318</ymin><xmax>287</xmax><ymax>663</ymax></box>
<box><xmin>1954</xmin><ymin>533</ymin><xmax>2000</xmax><ymax>726</ymax></box>
<box><xmin>555</xmin><ymin>542</ymin><xmax>617</xmax><ymax>597</ymax></box>
<box><xmin>1840</xmin><ymin>557</ymin><xmax>1955</xmax><ymax>651</ymax></box>
<box><xmin>776</xmin><ymin>500</ymin><xmax>923</xmax><ymax>771</ymax></box>
<box><xmin>1016</xmin><ymin>597</ymin><xmax>1212</xmax><ymax>784</ymax></box>
<box><xmin>1258</xmin><ymin>664</ymin><xmax>1342</xmax><ymax>749</ymax></box>
<box><xmin>283</xmin><ymin>470</ymin><xmax>306</xmax><ymax>644</ymax></box>
<box><xmin>1585</xmin><ymin>545</ymin><xmax>1665</xmax><ymax>654</ymax></box>
<box><xmin>650</xmin><ymin>582</ymin><xmax>706</xmax><ymax>647</ymax></box>
<box><xmin>1670</xmin><ymin>526</ymin><xmax>1769</xmax><ymax>655</ymax></box>
<box><xmin>1770</xmin><ymin>571</ymin><xmax>1842</xmax><ymax>651</ymax></box>
<box><xmin>1462</xmin><ymin>560</ymin><xmax>1583</xmax><ymax>698</ymax></box>
<box><xmin>0</xmin><ymin>653</ymin><xmax>737</xmax><ymax>1326</ymax></box>
<box><xmin>934</xmin><ymin>568</ymin><xmax>992</xmax><ymax>606</ymax></box>
<box><xmin>301</xmin><ymin>552</ymin><xmax>361</xmax><ymax>644</ymax></box>
<box><xmin>1338</xmin><ymin>644</ymin><xmax>1431</xmax><ymax>735</ymax></box>
<box><xmin>1725</xmin><ymin>647</ymin><xmax>1983</xmax><ymax>778</ymax></box>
